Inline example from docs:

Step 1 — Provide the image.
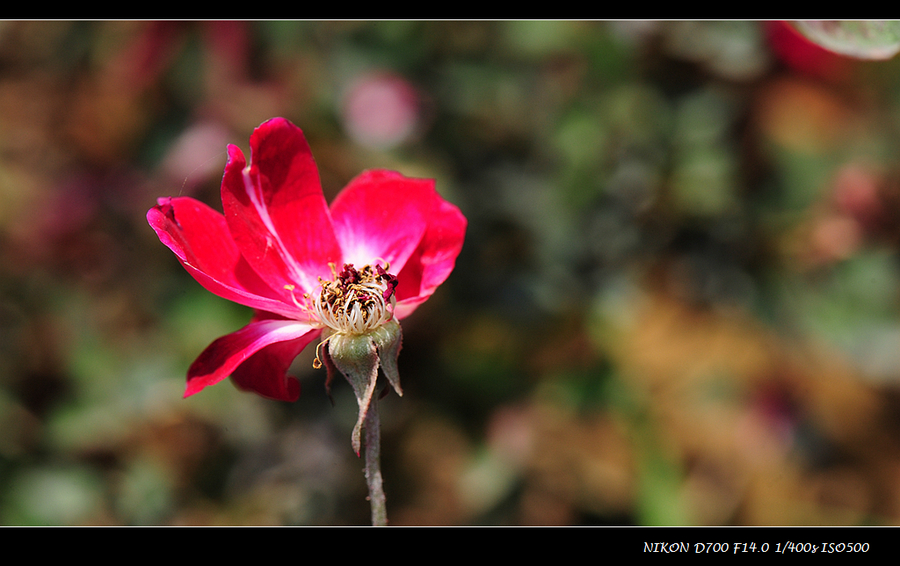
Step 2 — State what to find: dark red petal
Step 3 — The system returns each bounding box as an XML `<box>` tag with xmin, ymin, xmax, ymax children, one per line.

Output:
<box><xmin>147</xmin><ymin>197</ymin><xmax>302</xmax><ymax>319</ymax></box>
<box><xmin>329</xmin><ymin>170</ymin><xmax>434</xmax><ymax>273</ymax></box>
<box><xmin>230</xmin><ymin>336</ymin><xmax>312</xmax><ymax>402</ymax></box>
<box><xmin>185</xmin><ymin>319</ymin><xmax>319</xmax><ymax>401</ymax></box>
<box><xmin>393</xmin><ymin>197</ymin><xmax>467</xmax><ymax>320</ymax></box>
<box><xmin>220</xmin><ymin>118</ymin><xmax>342</xmax><ymax>296</ymax></box>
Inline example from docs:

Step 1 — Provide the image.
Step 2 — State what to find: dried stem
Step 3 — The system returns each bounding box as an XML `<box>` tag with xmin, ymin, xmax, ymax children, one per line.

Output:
<box><xmin>364</xmin><ymin>397</ymin><xmax>387</xmax><ymax>526</ymax></box>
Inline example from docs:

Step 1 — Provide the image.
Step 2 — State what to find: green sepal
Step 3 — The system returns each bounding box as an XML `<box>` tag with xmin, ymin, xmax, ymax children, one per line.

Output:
<box><xmin>328</xmin><ymin>333</ymin><xmax>380</xmax><ymax>456</ymax></box>
<box><xmin>371</xmin><ymin>319</ymin><xmax>403</xmax><ymax>397</ymax></box>
<box><xmin>325</xmin><ymin>319</ymin><xmax>404</xmax><ymax>456</ymax></box>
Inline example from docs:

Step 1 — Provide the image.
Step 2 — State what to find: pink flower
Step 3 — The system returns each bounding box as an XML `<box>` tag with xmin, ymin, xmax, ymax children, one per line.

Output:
<box><xmin>148</xmin><ymin>117</ymin><xmax>466</xmax><ymax>405</ymax></box>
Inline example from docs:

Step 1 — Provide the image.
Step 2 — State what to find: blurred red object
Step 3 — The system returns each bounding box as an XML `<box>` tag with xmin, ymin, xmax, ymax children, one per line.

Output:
<box><xmin>766</xmin><ymin>21</ymin><xmax>855</xmax><ymax>82</ymax></box>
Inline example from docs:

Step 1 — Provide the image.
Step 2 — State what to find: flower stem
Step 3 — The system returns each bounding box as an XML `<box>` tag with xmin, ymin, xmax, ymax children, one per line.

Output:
<box><xmin>364</xmin><ymin>397</ymin><xmax>388</xmax><ymax>526</ymax></box>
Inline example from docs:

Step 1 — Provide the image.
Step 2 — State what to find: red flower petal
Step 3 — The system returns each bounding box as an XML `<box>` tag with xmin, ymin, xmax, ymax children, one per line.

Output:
<box><xmin>393</xmin><ymin>194</ymin><xmax>466</xmax><ymax>320</ymax></box>
<box><xmin>147</xmin><ymin>196</ymin><xmax>302</xmax><ymax>319</ymax></box>
<box><xmin>221</xmin><ymin>118</ymin><xmax>342</xmax><ymax>296</ymax></box>
<box><xmin>230</xmin><ymin>335</ymin><xmax>313</xmax><ymax>402</ymax></box>
<box><xmin>185</xmin><ymin>319</ymin><xmax>320</xmax><ymax>401</ymax></box>
<box><xmin>330</xmin><ymin>170</ymin><xmax>434</xmax><ymax>273</ymax></box>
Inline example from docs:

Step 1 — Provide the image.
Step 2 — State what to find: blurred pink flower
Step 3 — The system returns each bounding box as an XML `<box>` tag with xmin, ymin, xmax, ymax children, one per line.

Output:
<box><xmin>342</xmin><ymin>72</ymin><xmax>422</xmax><ymax>149</ymax></box>
<box><xmin>148</xmin><ymin>117</ymin><xmax>466</xmax><ymax>401</ymax></box>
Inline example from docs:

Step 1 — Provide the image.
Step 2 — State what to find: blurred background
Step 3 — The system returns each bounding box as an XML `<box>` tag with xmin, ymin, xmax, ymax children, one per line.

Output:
<box><xmin>3</xmin><ymin>21</ymin><xmax>900</xmax><ymax>525</ymax></box>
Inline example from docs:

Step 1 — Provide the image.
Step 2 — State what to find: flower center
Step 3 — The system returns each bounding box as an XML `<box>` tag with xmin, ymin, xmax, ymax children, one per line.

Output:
<box><xmin>314</xmin><ymin>262</ymin><xmax>398</xmax><ymax>336</ymax></box>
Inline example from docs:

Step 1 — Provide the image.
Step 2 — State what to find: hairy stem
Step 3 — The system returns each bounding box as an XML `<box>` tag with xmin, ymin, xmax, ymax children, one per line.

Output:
<box><xmin>364</xmin><ymin>397</ymin><xmax>387</xmax><ymax>526</ymax></box>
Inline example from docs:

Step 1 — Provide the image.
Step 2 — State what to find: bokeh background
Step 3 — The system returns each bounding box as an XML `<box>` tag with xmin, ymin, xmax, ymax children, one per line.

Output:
<box><xmin>3</xmin><ymin>20</ymin><xmax>900</xmax><ymax>525</ymax></box>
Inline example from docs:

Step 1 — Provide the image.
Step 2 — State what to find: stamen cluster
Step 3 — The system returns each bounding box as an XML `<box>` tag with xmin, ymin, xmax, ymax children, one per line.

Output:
<box><xmin>315</xmin><ymin>262</ymin><xmax>398</xmax><ymax>335</ymax></box>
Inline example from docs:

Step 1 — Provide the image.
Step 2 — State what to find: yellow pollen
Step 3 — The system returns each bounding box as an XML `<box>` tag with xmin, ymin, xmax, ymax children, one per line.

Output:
<box><xmin>284</xmin><ymin>284</ymin><xmax>318</xmax><ymax>324</ymax></box>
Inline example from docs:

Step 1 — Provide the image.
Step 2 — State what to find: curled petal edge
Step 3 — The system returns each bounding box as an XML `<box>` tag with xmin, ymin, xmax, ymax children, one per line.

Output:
<box><xmin>185</xmin><ymin>319</ymin><xmax>320</xmax><ymax>401</ymax></box>
<box><xmin>148</xmin><ymin>197</ymin><xmax>304</xmax><ymax>319</ymax></box>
